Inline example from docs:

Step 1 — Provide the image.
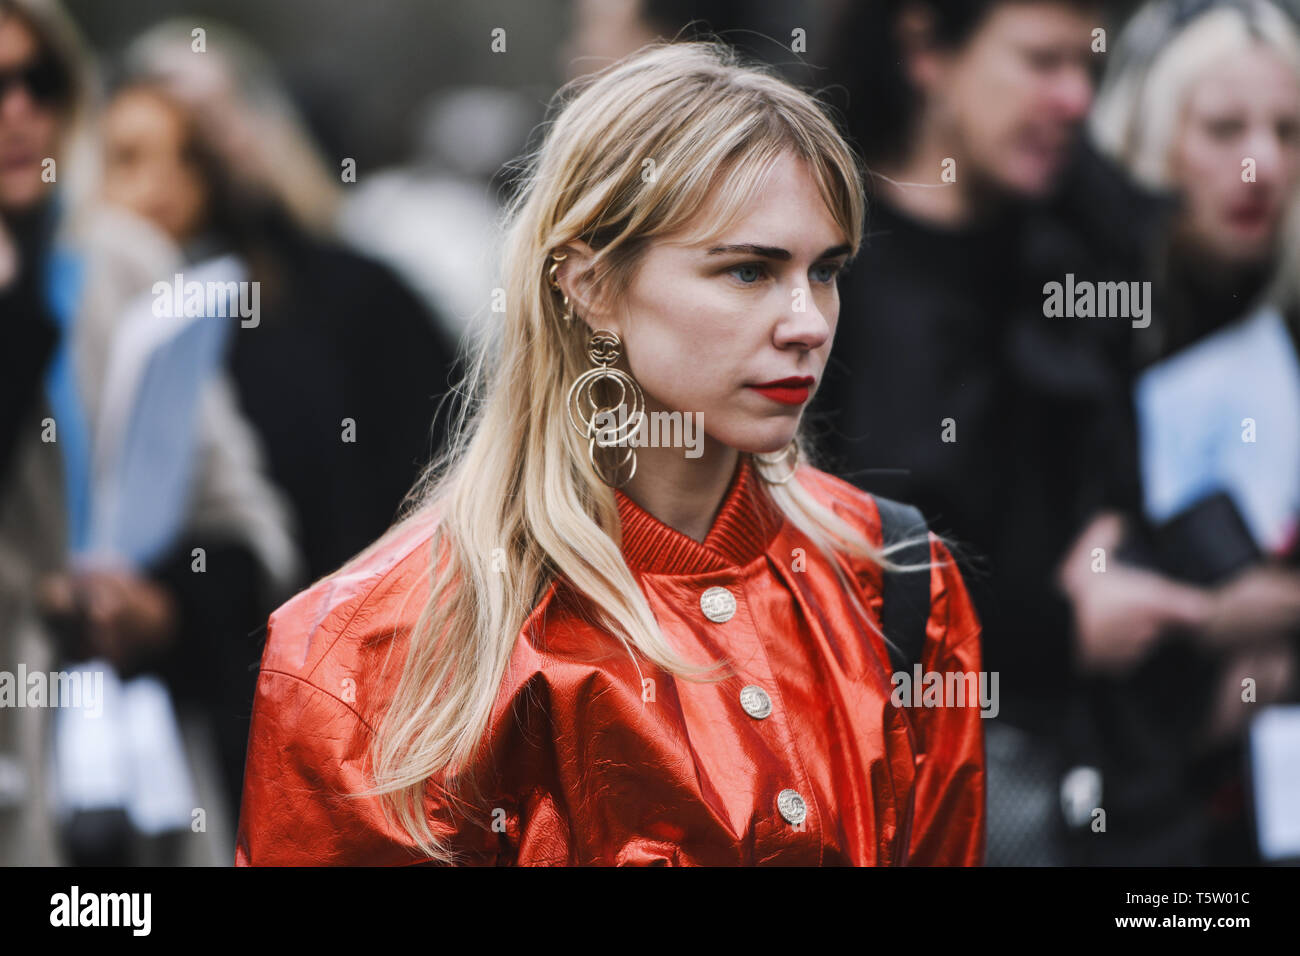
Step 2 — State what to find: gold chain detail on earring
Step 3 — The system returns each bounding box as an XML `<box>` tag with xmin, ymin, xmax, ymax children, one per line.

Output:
<box><xmin>753</xmin><ymin>441</ymin><xmax>799</xmax><ymax>484</ymax></box>
<box><xmin>548</xmin><ymin>251</ymin><xmax>573</xmax><ymax>323</ymax></box>
<box><xmin>567</xmin><ymin>330</ymin><xmax>645</xmax><ymax>488</ymax></box>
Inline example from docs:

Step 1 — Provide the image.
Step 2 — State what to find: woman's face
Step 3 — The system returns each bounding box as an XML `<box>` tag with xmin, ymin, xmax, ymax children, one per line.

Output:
<box><xmin>0</xmin><ymin>14</ymin><xmax>62</xmax><ymax>215</ymax></box>
<box><xmin>1168</xmin><ymin>44</ymin><xmax>1300</xmax><ymax>266</ymax></box>
<box><xmin>101</xmin><ymin>87</ymin><xmax>209</xmax><ymax>243</ymax></box>
<box><xmin>572</xmin><ymin>150</ymin><xmax>850</xmax><ymax>457</ymax></box>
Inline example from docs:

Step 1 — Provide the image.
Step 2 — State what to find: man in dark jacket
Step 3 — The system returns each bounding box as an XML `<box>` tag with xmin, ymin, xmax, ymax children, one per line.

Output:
<box><xmin>815</xmin><ymin>0</ymin><xmax>1207</xmax><ymax>864</ymax></box>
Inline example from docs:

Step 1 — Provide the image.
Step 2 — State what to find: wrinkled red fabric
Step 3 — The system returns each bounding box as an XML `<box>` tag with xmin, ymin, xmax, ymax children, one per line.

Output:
<box><xmin>235</xmin><ymin>455</ymin><xmax>986</xmax><ymax>865</ymax></box>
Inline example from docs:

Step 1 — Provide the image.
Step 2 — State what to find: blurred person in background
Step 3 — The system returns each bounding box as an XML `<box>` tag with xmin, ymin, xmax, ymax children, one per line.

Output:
<box><xmin>0</xmin><ymin>0</ymin><xmax>298</xmax><ymax>864</ymax></box>
<box><xmin>1083</xmin><ymin>0</ymin><xmax>1300</xmax><ymax>864</ymax></box>
<box><xmin>337</xmin><ymin>86</ymin><xmax>535</xmax><ymax>345</ymax></box>
<box><xmin>116</xmin><ymin>17</ymin><xmax>341</xmax><ymax>239</ymax></box>
<box><xmin>102</xmin><ymin>19</ymin><xmax>462</xmax><ymax>584</ymax></box>
<box><xmin>557</xmin><ymin>0</ymin><xmax>811</xmax><ymax>81</ymax></box>
<box><xmin>815</xmin><ymin>0</ymin><xmax>1217</xmax><ymax>864</ymax></box>
<box><xmin>0</xmin><ymin>0</ymin><xmax>78</xmax><ymax>863</ymax></box>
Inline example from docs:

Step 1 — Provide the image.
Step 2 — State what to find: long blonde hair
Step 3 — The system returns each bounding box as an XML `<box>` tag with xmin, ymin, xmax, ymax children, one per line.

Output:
<box><xmin>358</xmin><ymin>39</ymin><xmax>920</xmax><ymax>862</ymax></box>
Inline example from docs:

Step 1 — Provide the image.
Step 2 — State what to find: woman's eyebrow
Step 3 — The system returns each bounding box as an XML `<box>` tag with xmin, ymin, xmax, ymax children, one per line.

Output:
<box><xmin>706</xmin><ymin>243</ymin><xmax>852</xmax><ymax>260</ymax></box>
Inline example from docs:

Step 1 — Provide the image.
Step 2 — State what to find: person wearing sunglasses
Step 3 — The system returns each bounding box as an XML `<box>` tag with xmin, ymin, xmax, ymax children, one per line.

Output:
<box><xmin>0</xmin><ymin>0</ymin><xmax>299</xmax><ymax>866</ymax></box>
<box><xmin>0</xmin><ymin>0</ymin><xmax>71</xmax><ymax>473</ymax></box>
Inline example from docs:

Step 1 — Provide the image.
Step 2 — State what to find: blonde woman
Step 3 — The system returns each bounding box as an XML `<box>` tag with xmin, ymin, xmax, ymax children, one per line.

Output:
<box><xmin>235</xmin><ymin>40</ymin><xmax>986</xmax><ymax>867</ymax></box>
<box><xmin>1080</xmin><ymin>0</ymin><xmax>1300</xmax><ymax>864</ymax></box>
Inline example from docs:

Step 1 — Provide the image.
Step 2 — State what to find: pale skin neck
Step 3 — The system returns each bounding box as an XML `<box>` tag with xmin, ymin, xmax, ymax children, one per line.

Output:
<box><xmin>871</xmin><ymin>118</ymin><xmax>993</xmax><ymax>228</ymax></box>
<box><xmin>617</xmin><ymin>434</ymin><xmax>741</xmax><ymax>545</ymax></box>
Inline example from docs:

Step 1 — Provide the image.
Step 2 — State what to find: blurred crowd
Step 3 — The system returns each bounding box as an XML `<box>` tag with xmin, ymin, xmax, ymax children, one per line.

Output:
<box><xmin>1</xmin><ymin>0</ymin><xmax>1298</xmax><ymax>866</ymax></box>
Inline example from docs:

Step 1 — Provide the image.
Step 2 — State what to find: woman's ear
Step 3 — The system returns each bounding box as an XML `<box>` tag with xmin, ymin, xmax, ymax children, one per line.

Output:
<box><xmin>555</xmin><ymin>239</ymin><xmax>619</xmax><ymax>334</ymax></box>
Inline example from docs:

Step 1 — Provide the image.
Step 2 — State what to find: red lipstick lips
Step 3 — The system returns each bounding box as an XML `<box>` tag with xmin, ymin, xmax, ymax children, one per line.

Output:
<box><xmin>748</xmin><ymin>376</ymin><xmax>814</xmax><ymax>406</ymax></box>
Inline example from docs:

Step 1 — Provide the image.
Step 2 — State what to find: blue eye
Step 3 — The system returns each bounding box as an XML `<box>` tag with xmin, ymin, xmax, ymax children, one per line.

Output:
<box><xmin>812</xmin><ymin>262</ymin><xmax>843</xmax><ymax>283</ymax></box>
<box><xmin>730</xmin><ymin>263</ymin><xmax>766</xmax><ymax>284</ymax></box>
<box><xmin>726</xmin><ymin>261</ymin><xmax>845</xmax><ymax>285</ymax></box>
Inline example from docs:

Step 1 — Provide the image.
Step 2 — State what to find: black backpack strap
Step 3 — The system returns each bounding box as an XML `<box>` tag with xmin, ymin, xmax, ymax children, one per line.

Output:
<box><xmin>874</xmin><ymin>495</ymin><xmax>932</xmax><ymax>675</ymax></box>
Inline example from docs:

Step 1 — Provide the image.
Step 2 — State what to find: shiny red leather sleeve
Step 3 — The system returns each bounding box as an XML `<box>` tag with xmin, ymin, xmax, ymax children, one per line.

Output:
<box><xmin>236</xmin><ymin>668</ymin><xmax>423</xmax><ymax>866</ymax></box>
<box><xmin>234</xmin><ymin>609</ymin><xmax>500</xmax><ymax>866</ymax></box>
<box><xmin>905</xmin><ymin>536</ymin><xmax>987</xmax><ymax>866</ymax></box>
<box><xmin>235</xmin><ymin>521</ymin><xmax>503</xmax><ymax>866</ymax></box>
<box><xmin>236</xmin><ymin>665</ymin><xmax>506</xmax><ymax>866</ymax></box>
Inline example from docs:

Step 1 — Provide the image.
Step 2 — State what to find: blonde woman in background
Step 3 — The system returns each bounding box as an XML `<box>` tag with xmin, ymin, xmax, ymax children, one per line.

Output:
<box><xmin>119</xmin><ymin>18</ymin><xmax>342</xmax><ymax>238</ymax></box>
<box><xmin>100</xmin><ymin>23</ymin><xmax>460</xmax><ymax>585</ymax></box>
<box><xmin>1084</xmin><ymin>0</ymin><xmax>1300</xmax><ymax>864</ymax></box>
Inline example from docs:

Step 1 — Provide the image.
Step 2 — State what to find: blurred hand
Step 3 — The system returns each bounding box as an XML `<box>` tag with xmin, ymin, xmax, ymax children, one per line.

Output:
<box><xmin>38</xmin><ymin>568</ymin><xmax>178</xmax><ymax>672</ymax></box>
<box><xmin>1059</xmin><ymin>512</ymin><xmax>1215</xmax><ymax>674</ymax></box>
<box><xmin>37</xmin><ymin>571</ymin><xmax>89</xmax><ymax>658</ymax></box>
<box><xmin>1197</xmin><ymin>565</ymin><xmax>1300</xmax><ymax>650</ymax></box>
<box><xmin>1205</xmin><ymin>641</ymin><xmax>1298</xmax><ymax>746</ymax></box>
<box><xmin>1068</xmin><ymin>563</ymin><xmax>1216</xmax><ymax>673</ymax></box>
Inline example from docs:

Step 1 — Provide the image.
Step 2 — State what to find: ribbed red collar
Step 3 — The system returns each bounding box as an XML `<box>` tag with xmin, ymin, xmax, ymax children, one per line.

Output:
<box><xmin>614</xmin><ymin>454</ymin><xmax>786</xmax><ymax>575</ymax></box>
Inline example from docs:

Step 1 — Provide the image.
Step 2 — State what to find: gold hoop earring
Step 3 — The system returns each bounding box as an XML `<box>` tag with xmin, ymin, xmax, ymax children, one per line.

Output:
<box><xmin>567</xmin><ymin>330</ymin><xmax>645</xmax><ymax>488</ymax></box>
<box><xmin>753</xmin><ymin>441</ymin><xmax>799</xmax><ymax>485</ymax></box>
<box><xmin>548</xmin><ymin>251</ymin><xmax>573</xmax><ymax>324</ymax></box>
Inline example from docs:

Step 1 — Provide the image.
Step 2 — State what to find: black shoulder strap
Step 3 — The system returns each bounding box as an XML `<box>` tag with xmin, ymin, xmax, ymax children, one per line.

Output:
<box><xmin>874</xmin><ymin>495</ymin><xmax>931</xmax><ymax>675</ymax></box>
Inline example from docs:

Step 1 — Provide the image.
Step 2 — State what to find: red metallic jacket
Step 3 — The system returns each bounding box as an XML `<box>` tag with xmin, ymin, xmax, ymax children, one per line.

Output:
<box><xmin>235</xmin><ymin>455</ymin><xmax>986</xmax><ymax>865</ymax></box>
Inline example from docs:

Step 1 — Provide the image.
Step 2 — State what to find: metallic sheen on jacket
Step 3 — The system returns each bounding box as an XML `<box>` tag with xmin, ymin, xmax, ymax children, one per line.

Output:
<box><xmin>235</xmin><ymin>455</ymin><xmax>986</xmax><ymax>865</ymax></box>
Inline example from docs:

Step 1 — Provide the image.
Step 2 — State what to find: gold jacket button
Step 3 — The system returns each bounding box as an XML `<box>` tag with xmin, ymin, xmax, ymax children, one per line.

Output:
<box><xmin>700</xmin><ymin>586</ymin><xmax>736</xmax><ymax>623</ymax></box>
<box><xmin>777</xmin><ymin>788</ymin><xmax>807</xmax><ymax>826</ymax></box>
<box><xmin>739</xmin><ymin>684</ymin><xmax>772</xmax><ymax>719</ymax></box>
